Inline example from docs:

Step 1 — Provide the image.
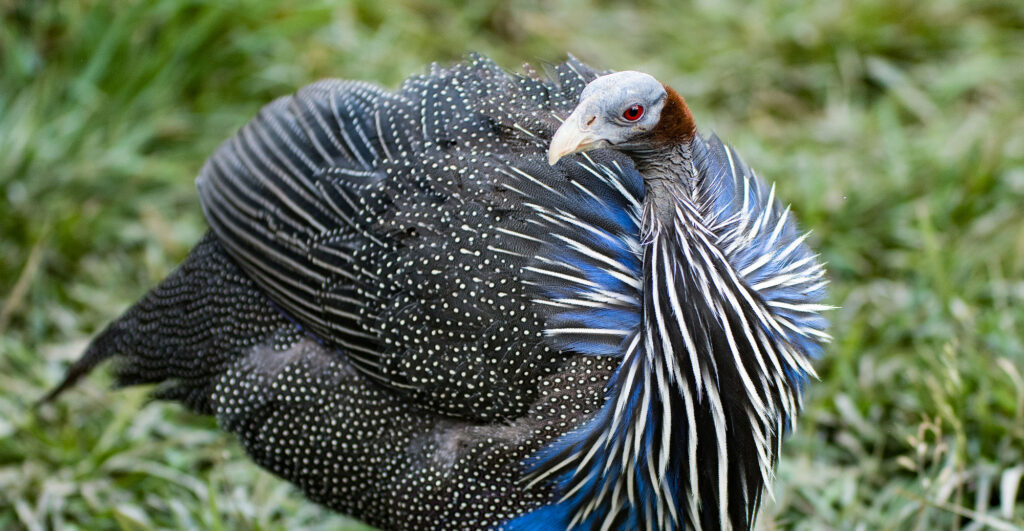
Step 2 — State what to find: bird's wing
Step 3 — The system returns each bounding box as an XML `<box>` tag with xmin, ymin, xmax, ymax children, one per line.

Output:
<box><xmin>196</xmin><ymin>56</ymin><xmax>644</xmax><ymax>421</ymax></box>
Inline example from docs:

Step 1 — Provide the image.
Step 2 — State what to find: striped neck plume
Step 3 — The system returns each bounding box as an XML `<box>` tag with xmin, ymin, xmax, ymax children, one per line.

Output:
<box><xmin>511</xmin><ymin>139</ymin><xmax>825</xmax><ymax>531</ymax></box>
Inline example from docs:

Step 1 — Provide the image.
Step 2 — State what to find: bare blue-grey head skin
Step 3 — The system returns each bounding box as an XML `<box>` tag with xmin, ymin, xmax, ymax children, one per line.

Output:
<box><xmin>548</xmin><ymin>71</ymin><xmax>669</xmax><ymax>164</ymax></box>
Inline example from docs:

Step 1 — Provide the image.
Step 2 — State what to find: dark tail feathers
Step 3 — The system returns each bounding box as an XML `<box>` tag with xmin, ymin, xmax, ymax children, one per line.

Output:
<box><xmin>38</xmin><ymin>232</ymin><xmax>298</xmax><ymax>412</ymax></box>
<box><xmin>37</xmin><ymin>322</ymin><xmax>124</xmax><ymax>405</ymax></box>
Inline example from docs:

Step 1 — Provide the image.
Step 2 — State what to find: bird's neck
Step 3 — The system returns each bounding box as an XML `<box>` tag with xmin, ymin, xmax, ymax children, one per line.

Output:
<box><xmin>631</xmin><ymin>138</ymin><xmax>693</xmax><ymax>170</ymax></box>
<box><xmin>631</xmin><ymin>142</ymin><xmax>701</xmax><ymax>226</ymax></box>
<box><xmin>635</xmin><ymin>141</ymin><xmax>697</xmax><ymax>189</ymax></box>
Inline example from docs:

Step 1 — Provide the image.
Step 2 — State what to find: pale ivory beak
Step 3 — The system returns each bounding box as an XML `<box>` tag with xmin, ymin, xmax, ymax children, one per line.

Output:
<box><xmin>547</xmin><ymin>114</ymin><xmax>603</xmax><ymax>165</ymax></box>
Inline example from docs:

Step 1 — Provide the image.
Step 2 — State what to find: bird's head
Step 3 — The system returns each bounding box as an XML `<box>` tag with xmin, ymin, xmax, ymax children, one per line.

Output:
<box><xmin>548</xmin><ymin>71</ymin><xmax>696</xmax><ymax>166</ymax></box>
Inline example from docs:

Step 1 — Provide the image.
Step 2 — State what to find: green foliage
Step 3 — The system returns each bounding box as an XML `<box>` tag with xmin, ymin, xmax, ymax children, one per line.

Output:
<box><xmin>2</xmin><ymin>0</ymin><xmax>1022</xmax><ymax>528</ymax></box>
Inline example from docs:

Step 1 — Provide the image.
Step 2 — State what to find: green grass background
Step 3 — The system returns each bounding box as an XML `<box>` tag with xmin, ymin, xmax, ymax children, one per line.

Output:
<box><xmin>2</xmin><ymin>0</ymin><xmax>1023</xmax><ymax>529</ymax></box>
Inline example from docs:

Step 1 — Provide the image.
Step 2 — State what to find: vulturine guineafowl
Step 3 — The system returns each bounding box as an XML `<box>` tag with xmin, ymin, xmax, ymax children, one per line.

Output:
<box><xmin>45</xmin><ymin>55</ymin><xmax>829</xmax><ymax>530</ymax></box>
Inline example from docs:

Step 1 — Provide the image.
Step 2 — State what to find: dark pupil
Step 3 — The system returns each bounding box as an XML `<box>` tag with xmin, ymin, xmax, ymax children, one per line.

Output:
<box><xmin>624</xmin><ymin>105</ymin><xmax>643</xmax><ymax>120</ymax></box>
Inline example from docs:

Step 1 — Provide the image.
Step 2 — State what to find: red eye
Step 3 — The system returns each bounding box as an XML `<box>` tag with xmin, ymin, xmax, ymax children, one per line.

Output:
<box><xmin>622</xmin><ymin>104</ymin><xmax>644</xmax><ymax>122</ymax></box>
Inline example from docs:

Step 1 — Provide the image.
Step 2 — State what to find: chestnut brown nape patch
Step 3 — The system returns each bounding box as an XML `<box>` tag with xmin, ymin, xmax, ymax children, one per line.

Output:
<box><xmin>652</xmin><ymin>84</ymin><xmax>697</xmax><ymax>145</ymax></box>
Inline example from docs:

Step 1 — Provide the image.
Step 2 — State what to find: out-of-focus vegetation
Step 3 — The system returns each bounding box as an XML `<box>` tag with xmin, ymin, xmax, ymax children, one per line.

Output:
<box><xmin>2</xmin><ymin>0</ymin><xmax>1022</xmax><ymax>529</ymax></box>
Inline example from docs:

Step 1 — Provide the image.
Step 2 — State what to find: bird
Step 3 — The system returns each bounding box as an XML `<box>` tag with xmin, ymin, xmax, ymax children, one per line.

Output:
<box><xmin>44</xmin><ymin>54</ymin><xmax>829</xmax><ymax>530</ymax></box>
